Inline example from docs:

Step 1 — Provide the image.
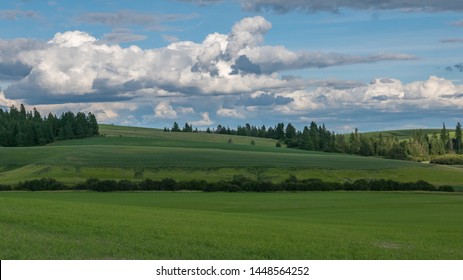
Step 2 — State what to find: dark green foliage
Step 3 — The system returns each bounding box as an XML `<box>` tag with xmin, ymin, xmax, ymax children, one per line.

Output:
<box><xmin>171</xmin><ymin>122</ymin><xmax>181</xmax><ymax>132</ymax></box>
<box><xmin>182</xmin><ymin>123</ymin><xmax>193</xmax><ymax>132</ymax></box>
<box><xmin>165</xmin><ymin>119</ymin><xmax>463</xmax><ymax>162</ymax></box>
<box><xmin>456</xmin><ymin>122</ymin><xmax>462</xmax><ymax>154</ymax></box>
<box><xmin>9</xmin><ymin>177</ymin><xmax>453</xmax><ymax>193</ymax></box>
<box><xmin>0</xmin><ymin>184</ymin><xmax>12</xmax><ymax>191</ymax></box>
<box><xmin>0</xmin><ymin>104</ymin><xmax>99</xmax><ymax>147</ymax></box>
<box><xmin>430</xmin><ymin>155</ymin><xmax>463</xmax><ymax>165</ymax></box>
<box><xmin>17</xmin><ymin>178</ymin><xmax>66</xmax><ymax>191</ymax></box>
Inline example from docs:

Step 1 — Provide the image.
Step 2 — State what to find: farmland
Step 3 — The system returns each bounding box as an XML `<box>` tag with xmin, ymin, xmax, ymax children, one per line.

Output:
<box><xmin>1</xmin><ymin>124</ymin><xmax>463</xmax><ymax>260</ymax></box>
<box><xmin>1</xmin><ymin>124</ymin><xmax>463</xmax><ymax>187</ymax></box>
<box><xmin>1</xmin><ymin>191</ymin><xmax>462</xmax><ymax>259</ymax></box>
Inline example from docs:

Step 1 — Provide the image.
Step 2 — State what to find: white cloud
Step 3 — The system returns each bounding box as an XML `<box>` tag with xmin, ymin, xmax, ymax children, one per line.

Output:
<box><xmin>0</xmin><ymin>90</ymin><xmax>21</xmax><ymax>108</ymax></box>
<box><xmin>2</xmin><ymin>16</ymin><xmax>417</xmax><ymax>105</ymax></box>
<box><xmin>154</xmin><ymin>101</ymin><xmax>178</xmax><ymax>119</ymax></box>
<box><xmin>191</xmin><ymin>112</ymin><xmax>214</xmax><ymax>126</ymax></box>
<box><xmin>49</xmin><ymin>31</ymin><xmax>97</xmax><ymax>47</ymax></box>
<box><xmin>275</xmin><ymin>76</ymin><xmax>463</xmax><ymax>116</ymax></box>
<box><xmin>2</xmin><ymin>16</ymin><xmax>460</xmax><ymax>131</ymax></box>
<box><xmin>217</xmin><ymin>107</ymin><xmax>245</xmax><ymax>118</ymax></box>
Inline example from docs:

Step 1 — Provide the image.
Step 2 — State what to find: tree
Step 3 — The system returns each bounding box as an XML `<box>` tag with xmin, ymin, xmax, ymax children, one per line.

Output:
<box><xmin>88</xmin><ymin>113</ymin><xmax>99</xmax><ymax>136</ymax></box>
<box><xmin>183</xmin><ymin>123</ymin><xmax>193</xmax><ymax>132</ymax></box>
<box><xmin>308</xmin><ymin>121</ymin><xmax>320</xmax><ymax>151</ymax></box>
<box><xmin>349</xmin><ymin>128</ymin><xmax>360</xmax><ymax>154</ymax></box>
<box><xmin>429</xmin><ymin>132</ymin><xmax>445</xmax><ymax>156</ymax></box>
<box><xmin>285</xmin><ymin>123</ymin><xmax>297</xmax><ymax>139</ymax></box>
<box><xmin>275</xmin><ymin>123</ymin><xmax>285</xmax><ymax>140</ymax></box>
<box><xmin>171</xmin><ymin>122</ymin><xmax>181</xmax><ymax>132</ymax></box>
<box><xmin>359</xmin><ymin>136</ymin><xmax>375</xmax><ymax>156</ymax></box>
<box><xmin>0</xmin><ymin>104</ymin><xmax>99</xmax><ymax>147</ymax></box>
<box><xmin>440</xmin><ymin>122</ymin><xmax>450</xmax><ymax>152</ymax></box>
<box><xmin>456</xmin><ymin>122</ymin><xmax>462</xmax><ymax>154</ymax></box>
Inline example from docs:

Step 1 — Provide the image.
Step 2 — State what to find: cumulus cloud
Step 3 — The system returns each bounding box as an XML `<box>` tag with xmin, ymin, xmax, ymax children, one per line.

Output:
<box><xmin>0</xmin><ymin>90</ymin><xmax>22</xmax><ymax>109</ymax></box>
<box><xmin>0</xmin><ymin>38</ymin><xmax>45</xmax><ymax>81</ymax></box>
<box><xmin>154</xmin><ymin>101</ymin><xmax>178</xmax><ymax>119</ymax></box>
<box><xmin>2</xmin><ymin>16</ymin><xmax>416</xmax><ymax>105</ymax></box>
<box><xmin>240</xmin><ymin>0</ymin><xmax>463</xmax><ymax>13</ymax></box>
<box><xmin>275</xmin><ymin>76</ymin><xmax>463</xmax><ymax>118</ymax></box>
<box><xmin>1</xmin><ymin>16</ymin><xmax>441</xmax><ymax>130</ymax></box>
<box><xmin>237</xmin><ymin>91</ymin><xmax>293</xmax><ymax>106</ymax></box>
<box><xmin>243</xmin><ymin>47</ymin><xmax>417</xmax><ymax>73</ymax></box>
<box><xmin>191</xmin><ymin>112</ymin><xmax>214</xmax><ymax>126</ymax></box>
<box><xmin>217</xmin><ymin>107</ymin><xmax>245</xmax><ymax>118</ymax></box>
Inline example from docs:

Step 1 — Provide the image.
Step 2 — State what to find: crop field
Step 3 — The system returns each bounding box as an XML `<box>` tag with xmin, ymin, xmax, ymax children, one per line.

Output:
<box><xmin>1</xmin><ymin>191</ymin><xmax>462</xmax><ymax>259</ymax></box>
<box><xmin>1</xmin><ymin>124</ymin><xmax>463</xmax><ymax>187</ymax></box>
<box><xmin>2</xmin><ymin>125</ymin><xmax>463</xmax><ymax>260</ymax></box>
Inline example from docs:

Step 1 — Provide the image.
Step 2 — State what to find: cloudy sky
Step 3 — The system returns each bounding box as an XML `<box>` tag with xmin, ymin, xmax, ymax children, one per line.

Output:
<box><xmin>1</xmin><ymin>0</ymin><xmax>463</xmax><ymax>132</ymax></box>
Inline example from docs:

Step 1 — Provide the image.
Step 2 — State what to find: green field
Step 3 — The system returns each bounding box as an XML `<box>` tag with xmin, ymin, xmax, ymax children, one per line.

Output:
<box><xmin>1</xmin><ymin>191</ymin><xmax>462</xmax><ymax>259</ymax></box>
<box><xmin>2</xmin><ymin>125</ymin><xmax>463</xmax><ymax>260</ymax></box>
<box><xmin>1</xmin><ymin>124</ymin><xmax>463</xmax><ymax>187</ymax></box>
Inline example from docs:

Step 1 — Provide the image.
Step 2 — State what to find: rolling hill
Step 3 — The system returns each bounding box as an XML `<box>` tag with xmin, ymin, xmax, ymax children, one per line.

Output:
<box><xmin>1</xmin><ymin>124</ymin><xmax>463</xmax><ymax>187</ymax></box>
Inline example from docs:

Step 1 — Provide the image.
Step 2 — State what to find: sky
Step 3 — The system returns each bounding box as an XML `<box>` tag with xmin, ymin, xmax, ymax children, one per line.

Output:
<box><xmin>1</xmin><ymin>0</ymin><xmax>463</xmax><ymax>132</ymax></box>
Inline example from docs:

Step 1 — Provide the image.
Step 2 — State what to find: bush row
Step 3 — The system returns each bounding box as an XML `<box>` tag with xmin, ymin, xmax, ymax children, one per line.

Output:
<box><xmin>430</xmin><ymin>155</ymin><xmax>463</xmax><ymax>165</ymax></box>
<box><xmin>0</xmin><ymin>176</ymin><xmax>455</xmax><ymax>192</ymax></box>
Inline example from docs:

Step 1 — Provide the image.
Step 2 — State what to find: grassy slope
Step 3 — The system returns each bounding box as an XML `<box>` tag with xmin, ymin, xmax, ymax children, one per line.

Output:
<box><xmin>1</xmin><ymin>191</ymin><xmax>462</xmax><ymax>259</ymax></box>
<box><xmin>362</xmin><ymin>129</ymin><xmax>455</xmax><ymax>140</ymax></box>
<box><xmin>1</xmin><ymin>124</ymin><xmax>463</xmax><ymax>186</ymax></box>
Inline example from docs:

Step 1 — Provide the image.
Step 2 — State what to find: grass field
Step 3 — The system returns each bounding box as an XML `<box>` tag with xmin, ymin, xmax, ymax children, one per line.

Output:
<box><xmin>1</xmin><ymin>191</ymin><xmax>462</xmax><ymax>259</ymax></box>
<box><xmin>1</xmin><ymin>124</ymin><xmax>463</xmax><ymax>187</ymax></box>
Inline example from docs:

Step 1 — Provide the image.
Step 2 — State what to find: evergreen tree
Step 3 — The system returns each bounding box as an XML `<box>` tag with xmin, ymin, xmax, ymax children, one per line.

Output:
<box><xmin>285</xmin><ymin>123</ymin><xmax>296</xmax><ymax>139</ymax></box>
<box><xmin>275</xmin><ymin>123</ymin><xmax>285</xmax><ymax>140</ymax></box>
<box><xmin>456</xmin><ymin>122</ymin><xmax>462</xmax><ymax>154</ymax></box>
<box><xmin>440</xmin><ymin>122</ymin><xmax>450</xmax><ymax>152</ymax></box>
<box><xmin>171</xmin><ymin>122</ymin><xmax>181</xmax><ymax>132</ymax></box>
<box><xmin>0</xmin><ymin>104</ymin><xmax>99</xmax><ymax>147</ymax></box>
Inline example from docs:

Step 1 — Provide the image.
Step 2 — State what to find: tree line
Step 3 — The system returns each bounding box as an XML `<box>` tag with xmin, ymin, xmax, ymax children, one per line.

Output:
<box><xmin>0</xmin><ymin>176</ymin><xmax>453</xmax><ymax>192</ymax></box>
<box><xmin>0</xmin><ymin>104</ymin><xmax>99</xmax><ymax>147</ymax></box>
<box><xmin>166</xmin><ymin>121</ymin><xmax>463</xmax><ymax>162</ymax></box>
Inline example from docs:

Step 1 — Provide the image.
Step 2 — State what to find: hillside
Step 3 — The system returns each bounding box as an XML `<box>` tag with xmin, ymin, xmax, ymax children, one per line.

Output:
<box><xmin>1</xmin><ymin>124</ymin><xmax>463</xmax><ymax>187</ymax></box>
<box><xmin>362</xmin><ymin>128</ymin><xmax>455</xmax><ymax>140</ymax></box>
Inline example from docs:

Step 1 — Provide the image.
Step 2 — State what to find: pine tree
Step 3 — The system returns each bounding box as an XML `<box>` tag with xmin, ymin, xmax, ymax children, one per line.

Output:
<box><xmin>440</xmin><ymin>122</ymin><xmax>450</xmax><ymax>153</ymax></box>
<box><xmin>456</xmin><ymin>122</ymin><xmax>462</xmax><ymax>154</ymax></box>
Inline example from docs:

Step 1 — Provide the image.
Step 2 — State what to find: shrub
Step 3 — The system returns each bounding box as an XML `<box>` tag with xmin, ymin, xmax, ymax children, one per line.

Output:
<box><xmin>0</xmin><ymin>184</ymin><xmax>12</xmax><ymax>191</ymax></box>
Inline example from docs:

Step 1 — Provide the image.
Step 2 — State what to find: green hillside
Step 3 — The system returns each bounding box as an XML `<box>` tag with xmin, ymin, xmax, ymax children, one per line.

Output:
<box><xmin>362</xmin><ymin>129</ymin><xmax>454</xmax><ymax>140</ymax></box>
<box><xmin>1</xmin><ymin>124</ymin><xmax>463</xmax><ymax>187</ymax></box>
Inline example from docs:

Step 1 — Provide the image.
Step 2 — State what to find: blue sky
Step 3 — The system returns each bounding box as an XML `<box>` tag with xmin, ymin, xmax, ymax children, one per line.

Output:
<box><xmin>1</xmin><ymin>0</ymin><xmax>463</xmax><ymax>132</ymax></box>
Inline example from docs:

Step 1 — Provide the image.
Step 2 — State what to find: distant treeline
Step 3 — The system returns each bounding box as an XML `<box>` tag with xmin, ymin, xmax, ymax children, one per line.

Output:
<box><xmin>0</xmin><ymin>104</ymin><xmax>99</xmax><ymax>147</ymax></box>
<box><xmin>1</xmin><ymin>176</ymin><xmax>454</xmax><ymax>192</ymax></box>
<box><xmin>167</xmin><ymin>121</ymin><xmax>463</xmax><ymax>162</ymax></box>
